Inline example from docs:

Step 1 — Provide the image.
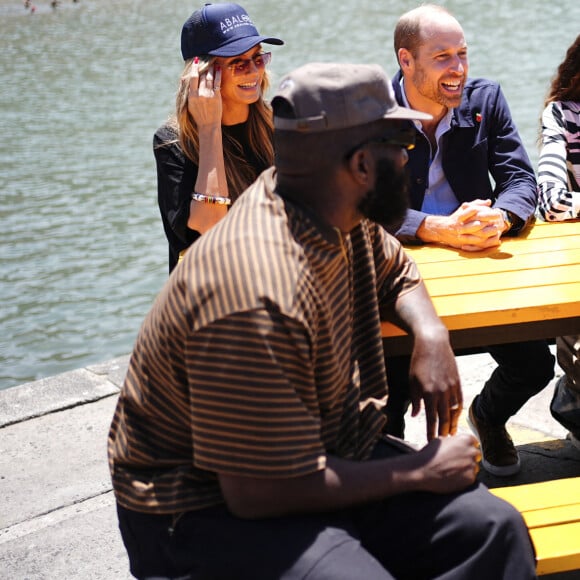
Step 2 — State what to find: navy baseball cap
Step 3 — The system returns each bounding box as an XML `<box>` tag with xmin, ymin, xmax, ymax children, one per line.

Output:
<box><xmin>181</xmin><ymin>3</ymin><xmax>284</xmax><ymax>60</ymax></box>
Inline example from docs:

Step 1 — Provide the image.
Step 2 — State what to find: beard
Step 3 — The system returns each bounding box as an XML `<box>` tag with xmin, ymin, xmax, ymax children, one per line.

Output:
<box><xmin>357</xmin><ymin>156</ymin><xmax>410</xmax><ymax>230</ymax></box>
<box><xmin>412</xmin><ymin>64</ymin><xmax>464</xmax><ymax>109</ymax></box>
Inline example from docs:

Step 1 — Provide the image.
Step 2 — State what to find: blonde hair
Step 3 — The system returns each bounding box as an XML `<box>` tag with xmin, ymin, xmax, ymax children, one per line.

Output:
<box><xmin>171</xmin><ymin>56</ymin><xmax>274</xmax><ymax>201</ymax></box>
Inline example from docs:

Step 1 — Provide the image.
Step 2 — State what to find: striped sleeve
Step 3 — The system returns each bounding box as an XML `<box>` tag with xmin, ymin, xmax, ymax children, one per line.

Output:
<box><xmin>186</xmin><ymin>308</ymin><xmax>327</xmax><ymax>479</ymax></box>
<box><xmin>371</xmin><ymin>223</ymin><xmax>422</xmax><ymax>313</ymax></box>
<box><xmin>538</xmin><ymin>101</ymin><xmax>580</xmax><ymax>221</ymax></box>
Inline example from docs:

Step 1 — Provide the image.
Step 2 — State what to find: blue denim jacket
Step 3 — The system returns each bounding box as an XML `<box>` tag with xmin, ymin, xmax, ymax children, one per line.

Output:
<box><xmin>391</xmin><ymin>71</ymin><xmax>538</xmax><ymax>242</ymax></box>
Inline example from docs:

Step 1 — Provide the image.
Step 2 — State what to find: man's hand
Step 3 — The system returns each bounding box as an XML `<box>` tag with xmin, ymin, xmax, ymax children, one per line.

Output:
<box><xmin>388</xmin><ymin>281</ymin><xmax>463</xmax><ymax>441</ymax></box>
<box><xmin>417</xmin><ymin>199</ymin><xmax>506</xmax><ymax>251</ymax></box>
<box><xmin>415</xmin><ymin>434</ymin><xmax>481</xmax><ymax>493</ymax></box>
<box><xmin>408</xmin><ymin>330</ymin><xmax>462</xmax><ymax>441</ymax></box>
<box><xmin>218</xmin><ymin>435</ymin><xmax>481</xmax><ymax>518</ymax></box>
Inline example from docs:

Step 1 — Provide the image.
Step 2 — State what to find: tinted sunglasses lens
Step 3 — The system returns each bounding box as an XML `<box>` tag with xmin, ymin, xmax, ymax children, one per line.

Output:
<box><xmin>368</xmin><ymin>128</ymin><xmax>416</xmax><ymax>151</ymax></box>
<box><xmin>404</xmin><ymin>131</ymin><xmax>415</xmax><ymax>150</ymax></box>
<box><xmin>392</xmin><ymin>128</ymin><xmax>415</xmax><ymax>150</ymax></box>
<box><xmin>233</xmin><ymin>61</ymin><xmax>250</xmax><ymax>75</ymax></box>
<box><xmin>259</xmin><ymin>52</ymin><xmax>272</xmax><ymax>67</ymax></box>
<box><xmin>231</xmin><ymin>52</ymin><xmax>271</xmax><ymax>75</ymax></box>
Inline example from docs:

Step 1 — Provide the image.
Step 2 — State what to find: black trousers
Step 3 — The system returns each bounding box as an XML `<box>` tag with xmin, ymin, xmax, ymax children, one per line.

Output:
<box><xmin>116</xmin><ymin>444</ymin><xmax>536</xmax><ymax>580</ymax></box>
<box><xmin>385</xmin><ymin>340</ymin><xmax>555</xmax><ymax>437</ymax></box>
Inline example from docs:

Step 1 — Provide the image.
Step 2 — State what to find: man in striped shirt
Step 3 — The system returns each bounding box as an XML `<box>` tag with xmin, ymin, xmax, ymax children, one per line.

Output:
<box><xmin>108</xmin><ymin>62</ymin><xmax>536</xmax><ymax>579</ymax></box>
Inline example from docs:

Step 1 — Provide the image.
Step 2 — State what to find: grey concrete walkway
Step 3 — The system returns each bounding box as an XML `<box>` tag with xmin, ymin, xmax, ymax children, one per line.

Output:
<box><xmin>0</xmin><ymin>357</ymin><xmax>131</xmax><ymax>580</ymax></box>
<box><xmin>1</xmin><ymin>348</ymin><xmax>579</xmax><ymax>579</ymax></box>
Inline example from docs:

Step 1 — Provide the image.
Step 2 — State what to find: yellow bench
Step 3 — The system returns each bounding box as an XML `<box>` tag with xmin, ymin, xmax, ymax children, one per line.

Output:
<box><xmin>491</xmin><ymin>477</ymin><xmax>580</xmax><ymax>575</ymax></box>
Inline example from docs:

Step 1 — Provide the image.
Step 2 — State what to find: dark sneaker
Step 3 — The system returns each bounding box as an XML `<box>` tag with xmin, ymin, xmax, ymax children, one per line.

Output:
<box><xmin>568</xmin><ymin>432</ymin><xmax>580</xmax><ymax>452</ymax></box>
<box><xmin>467</xmin><ymin>402</ymin><xmax>520</xmax><ymax>476</ymax></box>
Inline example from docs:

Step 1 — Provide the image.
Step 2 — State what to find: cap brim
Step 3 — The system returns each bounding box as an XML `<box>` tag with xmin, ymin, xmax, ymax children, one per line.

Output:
<box><xmin>384</xmin><ymin>104</ymin><xmax>432</xmax><ymax>122</ymax></box>
<box><xmin>208</xmin><ymin>35</ymin><xmax>284</xmax><ymax>57</ymax></box>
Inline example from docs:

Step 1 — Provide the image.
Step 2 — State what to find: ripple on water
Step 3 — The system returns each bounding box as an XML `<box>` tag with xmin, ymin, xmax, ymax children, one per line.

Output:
<box><xmin>1</xmin><ymin>0</ymin><xmax>580</xmax><ymax>389</ymax></box>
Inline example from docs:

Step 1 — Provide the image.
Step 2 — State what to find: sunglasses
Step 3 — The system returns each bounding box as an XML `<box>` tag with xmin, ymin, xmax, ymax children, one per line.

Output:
<box><xmin>226</xmin><ymin>52</ymin><xmax>272</xmax><ymax>76</ymax></box>
<box><xmin>366</xmin><ymin>135</ymin><xmax>415</xmax><ymax>151</ymax></box>
<box><xmin>346</xmin><ymin>127</ymin><xmax>416</xmax><ymax>159</ymax></box>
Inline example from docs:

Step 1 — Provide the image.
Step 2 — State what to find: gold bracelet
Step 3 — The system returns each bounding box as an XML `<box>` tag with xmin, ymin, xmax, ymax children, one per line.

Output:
<box><xmin>191</xmin><ymin>192</ymin><xmax>232</xmax><ymax>206</ymax></box>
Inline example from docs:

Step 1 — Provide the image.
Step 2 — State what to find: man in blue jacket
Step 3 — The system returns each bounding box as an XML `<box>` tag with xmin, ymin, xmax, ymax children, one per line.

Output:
<box><xmin>385</xmin><ymin>4</ymin><xmax>555</xmax><ymax>477</ymax></box>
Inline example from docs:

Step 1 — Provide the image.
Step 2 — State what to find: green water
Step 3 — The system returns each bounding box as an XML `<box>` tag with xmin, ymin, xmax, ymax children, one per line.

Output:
<box><xmin>1</xmin><ymin>0</ymin><xmax>579</xmax><ymax>389</ymax></box>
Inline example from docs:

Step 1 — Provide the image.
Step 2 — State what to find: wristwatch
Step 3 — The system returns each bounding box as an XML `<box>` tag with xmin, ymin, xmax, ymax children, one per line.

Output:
<box><xmin>500</xmin><ymin>209</ymin><xmax>513</xmax><ymax>232</ymax></box>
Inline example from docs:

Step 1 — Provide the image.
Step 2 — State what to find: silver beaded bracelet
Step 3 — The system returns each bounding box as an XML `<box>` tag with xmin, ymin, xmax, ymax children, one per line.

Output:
<box><xmin>191</xmin><ymin>192</ymin><xmax>232</xmax><ymax>206</ymax></box>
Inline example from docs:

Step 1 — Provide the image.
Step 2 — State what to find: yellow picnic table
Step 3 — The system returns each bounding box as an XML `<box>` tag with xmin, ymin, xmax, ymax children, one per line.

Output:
<box><xmin>380</xmin><ymin>221</ymin><xmax>580</xmax><ymax>574</ymax></box>
<box><xmin>382</xmin><ymin>219</ymin><xmax>580</xmax><ymax>355</ymax></box>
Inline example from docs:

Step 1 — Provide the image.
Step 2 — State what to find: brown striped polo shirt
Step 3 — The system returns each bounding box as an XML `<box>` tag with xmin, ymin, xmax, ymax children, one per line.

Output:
<box><xmin>108</xmin><ymin>167</ymin><xmax>422</xmax><ymax>514</ymax></box>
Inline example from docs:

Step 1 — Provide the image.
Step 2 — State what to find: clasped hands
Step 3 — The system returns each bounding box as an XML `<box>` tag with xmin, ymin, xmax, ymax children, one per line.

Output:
<box><xmin>419</xmin><ymin>199</ymin><xmax>510</xmax><ymax>251</ymax></box>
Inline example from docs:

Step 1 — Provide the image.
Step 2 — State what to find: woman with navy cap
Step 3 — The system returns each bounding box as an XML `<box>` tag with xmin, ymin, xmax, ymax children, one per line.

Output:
<box><xmin>154</xmin><ymin>3</ymin><xmax>283</xmax><ymax>272</ymax></box>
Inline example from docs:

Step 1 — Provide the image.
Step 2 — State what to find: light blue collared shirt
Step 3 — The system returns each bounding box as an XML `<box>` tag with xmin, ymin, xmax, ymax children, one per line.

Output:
<box><xmin>400</xmin><ymin>80</ymin><xmax>460</xmax><ymax>216</ymax></box>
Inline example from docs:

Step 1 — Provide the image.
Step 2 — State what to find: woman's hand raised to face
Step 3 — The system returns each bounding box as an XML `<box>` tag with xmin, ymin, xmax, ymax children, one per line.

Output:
<box><xmin>187</xmin><ymin>59</ymin><xmax>223</xmax><ymax>128</ymax></box>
